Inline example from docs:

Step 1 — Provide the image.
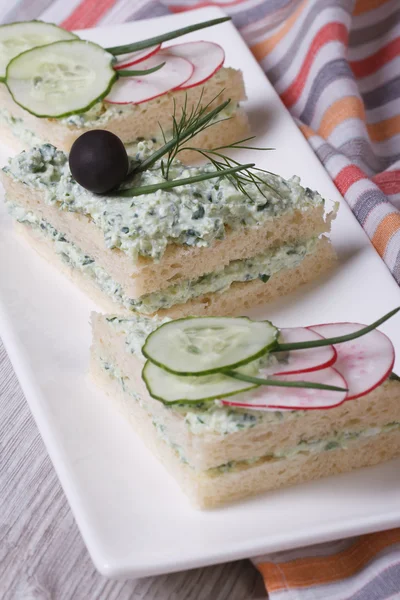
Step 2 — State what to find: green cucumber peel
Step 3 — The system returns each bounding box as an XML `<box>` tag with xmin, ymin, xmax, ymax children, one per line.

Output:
<box><xmin>225</xmin><ymin>371</ymin><xmax>348</xmax><ymax>393</ymax></box>
<box><xmin>0</xmin><ymin>20</ymin><xmax>79</xmax><ymax>81</ymax></box>
<box><xmin>142</xmin><ymin>316</ymin><xmax>279</xmax><ymax>376</ymax></box>
<box><xmin>273</xmin><ymin>307</ymin><xmax>400</xmax><ymax>353</ymax></box>
<box><xmin>5</xmin><ymin>39</ymin><xmax>117</xmax><ymax>119</ymax></box>
<box><xmin>105</xmin><ymin>17</ymin><xmax>231</xmax><ymax>56</ymax></box>
<box><xmin>142</xmin><ymin>359</ymin><xmax>258</xmax><ymax>405</ymax></box>
<box><xmin>141</xmin><ymin>308</ymin><xmax>399</xmax><ymax>404</ymax></box>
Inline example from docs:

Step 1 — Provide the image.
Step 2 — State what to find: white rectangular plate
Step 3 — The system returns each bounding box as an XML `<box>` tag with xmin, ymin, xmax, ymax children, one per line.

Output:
<box><xmin>1</xmin><ymin>7</ymin><xmax>400</xmax><ymax>579</ymax></box>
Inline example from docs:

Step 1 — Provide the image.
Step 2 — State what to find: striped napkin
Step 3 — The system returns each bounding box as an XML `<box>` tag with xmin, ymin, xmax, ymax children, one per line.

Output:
<box><xmin>254</xmin><ymin>529</ymin><xmax>400</xmax><ymax>599</ymax></box>
<box><xmin>1</xmin><ymin>0</ymin><xmax>400</xmax><ymax>597</ymax></box>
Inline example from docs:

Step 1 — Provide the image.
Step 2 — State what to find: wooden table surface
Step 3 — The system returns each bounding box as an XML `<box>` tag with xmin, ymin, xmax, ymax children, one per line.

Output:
<box><xmin>0</xmin><ymin>339</ymin><xmax>267</xmax><ymax>600</ymax></box>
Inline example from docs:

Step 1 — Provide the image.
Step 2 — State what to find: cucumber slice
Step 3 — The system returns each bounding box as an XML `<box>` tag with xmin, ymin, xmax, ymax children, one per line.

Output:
<box><xmin>6</xmin><ymin>40</ymin><xmax>116</xmax><ymax>118</ymax></box>
<box><xmin>142</xmin><ymin>316</ymin><xmax>278</xmax><ymax>375</ymax></box>
<box><xmin>0</xmin><ymin>21</ymin><xmax>78</xmax><ymax>81</ymax></box>
<box><xmin>142</xmin><ymin>360</ymin><xmax>258</xmax><ymax>404</ymax></box>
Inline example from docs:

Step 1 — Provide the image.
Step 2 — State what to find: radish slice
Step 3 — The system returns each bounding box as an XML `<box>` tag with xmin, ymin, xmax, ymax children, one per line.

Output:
<box><xmin>309</xmin><ymin>323</ymin><xmax>395</xmax><ymax>400</ymax></box>
<box><xmin>272</xmin><ymin>328</ymin><xmax>337</xmax><ymax>375</ymax></box>
<box><xmin>221</xmin><ymin>368</ymin><xmax>348</xmax><ymax>411</ymax></box>
<box><xmin>114</xmin><ymin>44</ymin><xmax>161</xmax><ymax>70</ymax></box>
<box><xmin>105</xmin><ymin>54</ymin><xmax>193</xmax><ymax>105</ymax></box>
<box><xmin>160</xmin><ymin>41</ymin><xmax>225</xmax><ymax>90</ymax></box>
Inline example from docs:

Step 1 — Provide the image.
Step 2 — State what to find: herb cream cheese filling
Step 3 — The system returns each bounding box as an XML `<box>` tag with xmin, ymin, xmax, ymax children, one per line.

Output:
<box><xmin>3</xmin><ymin>143</ymin><xmax>325</xmax><ymax>263</ymax></box>
<box><xmin>8</xmin><ymin>201</ymin><xmax>318</xmax><ymax>314</ymax></box>
<box><xmin>96</xmin><ymin>354</ymin><xmax>400</xmax><ymax>475</ymax></box>
<box><xmin>0</xmin><ymin>107</ymin><xmax>45</xmax><ymax>146</ymax></box>
<box><xmin>0</xmin><ymin>102</ymin><xmax>238</xmax><ymax>150</ymax></box>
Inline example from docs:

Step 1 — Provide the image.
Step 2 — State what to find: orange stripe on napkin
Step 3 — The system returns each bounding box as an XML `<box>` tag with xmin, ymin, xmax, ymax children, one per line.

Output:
<box><xmin>258</xmin><ymin>528</ymin><xmax>400</xmax><ymax>592</ymax></box>
<box><xmin>251</xmin><ymin>0</ymin><xmax>307</xmax><ymax>60</ymax></box>
<box><xmin>372</xmin><ymin>212</ymin><xmax>400</xmax><ymax>255</ymax></box>
<box><xmin>353</xmin><ymin>0</ymin><xmax>392</xmax><ymax>16</ymax></box>
<box><xmin>318</xmin><ymin>96</ymin><xmax>365</xmax><ymax>138</ymax></box>
<box><xmin>368</xmin><ymin>115</ymin><xmax>400</xmax><ymax>143</ymax></box>
<box><xmin>298</xmin><ymin>123</ymin><xmax>316</xmax><ymax>139</ymax></box>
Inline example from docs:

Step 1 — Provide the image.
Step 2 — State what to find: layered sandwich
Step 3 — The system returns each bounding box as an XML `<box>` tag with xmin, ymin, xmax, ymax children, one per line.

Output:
<box><xmin>1</xmin><ymin>129</ymin><xmax>337</xmax><ymax>318</ymax></box>
<box><xmin>0</xmin><ymin>18</ymin><xmax>248</xmax><ymax>159</ymax></box>
<box><xmin>90</xmin><ymin>310</ymin><xmax>400</xmax><ymax>508</ymax></box>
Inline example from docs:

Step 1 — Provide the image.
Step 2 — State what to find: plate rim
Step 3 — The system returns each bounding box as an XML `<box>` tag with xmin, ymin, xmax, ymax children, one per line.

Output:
<box><xmin>1</xmin><ymin>6</ymin><xmax>400</xmax><ymax>578</ymax></box>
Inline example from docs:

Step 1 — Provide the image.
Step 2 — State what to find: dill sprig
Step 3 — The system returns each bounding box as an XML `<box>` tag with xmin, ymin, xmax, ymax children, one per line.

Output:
<box><xmin>117</xmin><ymin>93</ymin><xmax>282</xmax><ymax>198</ymax></box>
<box><xmin>135</xmin><ymin>90</ymin><xmax>230</xmax><ymax>174</ymax></box>
<box><xmin>183</xmin><ymin>145</ymin><xmax>283</xmax><ymax>200</ymax></box>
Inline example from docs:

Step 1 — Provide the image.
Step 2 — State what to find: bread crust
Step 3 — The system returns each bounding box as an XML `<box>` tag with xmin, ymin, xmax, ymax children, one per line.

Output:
<box><xmin>15</xmin><ymin>222</ymin><xmax>336</xmax><ymax>318</ymax></box>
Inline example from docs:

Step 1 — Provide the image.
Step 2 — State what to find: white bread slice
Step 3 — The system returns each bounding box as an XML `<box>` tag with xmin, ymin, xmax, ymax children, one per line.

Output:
<box><xmin>91</xmin><ymin>312</ymin><xmax>400</xmax><ymax>472</ymax></box>
<box><xmin>0</xmin><ymin>67</ymin><xmax>248</xmax><ymax>157</ymax></box>
<box><xmin>14</xmin><ymin>221</ymin><xmax>336</xmax><ymax>318</ymax></box>
<box><xmin>3</xmin><ymin>173</ymin><xmax>336</xmax><ymax>299</ymax></box>
<box><xmin>90</xmin><ymin>352</ymin><xmax>400</xmax><ymax>509</ymax></box>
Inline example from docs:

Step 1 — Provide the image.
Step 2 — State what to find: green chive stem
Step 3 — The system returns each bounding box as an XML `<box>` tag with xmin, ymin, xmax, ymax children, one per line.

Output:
<box><xmin>135</xmin><ymin>99</ymin><xmax>231</xmax><ymax>173</ymax></box>
<box><xmin>116</xmin><ymin>163</ymin><xmax>255</xmax><ymax>197</ymax></box>
<box><xmin>226</xmin><ymin>371</ymin><xmax>347</xmax><ymax>393</ymax></box>
<box><xmin>273</xmin><ymin>307</ymin><xmax>400</xmax><ymax>353</ymax></box>
<box><xmin>106</xmin><ymin>17</ymin><xmax>231</xmax><ymax>56</ymax></box>
<box><xmin>117</xmin><ymin>62</ymin><xmax>165</xmax><ymax>77</ymax></box>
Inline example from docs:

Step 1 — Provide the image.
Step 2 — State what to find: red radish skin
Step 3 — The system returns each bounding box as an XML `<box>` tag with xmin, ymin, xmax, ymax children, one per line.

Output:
<box><xmin>114</xmin><ymin>44</ymin><xmax>162</xmax><ymax>70</ymax></box>
<box><xmin>159</xmin><ymin>41</ymin><xmax>225</xmax><ymax>90</ymax></box>
<box><xmin>309</xmin><ymin>323</ymin><xmax>395</xmax><ymax>400</ymax></box>
<box><xmin>105</xmin><ymin>54</ymin><xmax>193</xmax><ymax>105</ymax></box>
<box><xmin>221</xmin><ymin>368</ymin><xmax>348</xmax><ymax>411</ymax></box>
<box><xmin>271</xmin><ymin>327</ymin><xmax>337</xmax><ymax>376</ymax></box>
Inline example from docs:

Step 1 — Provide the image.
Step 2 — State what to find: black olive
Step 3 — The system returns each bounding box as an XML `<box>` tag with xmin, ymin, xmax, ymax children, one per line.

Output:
<box><xmin>69</xmin><ymin>130</ymin><xmax>129</xmax><ymax>194</ymax></box>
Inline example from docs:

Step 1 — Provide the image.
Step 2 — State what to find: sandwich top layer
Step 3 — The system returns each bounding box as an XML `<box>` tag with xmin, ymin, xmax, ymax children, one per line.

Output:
<box><xmin>0</xmin><ymin>67</ymin><xmax>247</xmax><ymax>153</ymax></box>
<box><xmin>4</xmin><ymin>143</ymin><xmax>327</xmax><ymax>264</ymax></box>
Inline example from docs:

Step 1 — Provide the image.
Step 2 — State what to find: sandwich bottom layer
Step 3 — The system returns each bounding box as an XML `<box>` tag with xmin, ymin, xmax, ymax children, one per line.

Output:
<box><xmin>90</xmin><ymin>353</ymin><xmax>400</xmax><ymax>509</ymax></box>
<box><xmin>10</xmin><ymin>203</ymin><xmax>337</xmax><ymax>318</ymax></box>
